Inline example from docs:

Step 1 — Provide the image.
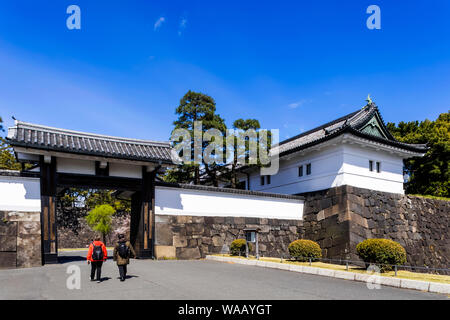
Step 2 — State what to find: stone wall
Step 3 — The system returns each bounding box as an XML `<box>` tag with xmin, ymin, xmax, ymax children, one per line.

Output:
<box><xmin>346</xmin><ymin>187</ymin><xmax>449</xmax><ymax>269</ymax></box>
<box><xmin>302</xmin><ymin>185</ymin><xmax>450</xmax><ymax>269</ymax></box>
<box><xmin>0</xmin><ymin>210</ymin><xmax>41</xmax><ymax>268</ymax></box>
<box><xmin>155</xmin><ymin>214</ymin><xmax>303</xmax><ymax>259</ymax></box>
<box><xmin>302</xmin><ymin>186</ymin><xmax>352</xmax><ymax>260</ymax></box>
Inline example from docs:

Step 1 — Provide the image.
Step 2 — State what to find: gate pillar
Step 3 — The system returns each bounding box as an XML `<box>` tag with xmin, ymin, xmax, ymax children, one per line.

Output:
<box><xmin>130</xmin><ymin>169</ymin><xmax>155</xmax><ymax>259</ymax></box>
<box><xmin>40</xmin><ymin>156</ymin><xmax>58</xmax><ymax>264</ymax></box>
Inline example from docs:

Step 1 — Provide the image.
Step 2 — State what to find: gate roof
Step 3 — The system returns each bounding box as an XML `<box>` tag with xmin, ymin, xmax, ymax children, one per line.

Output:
<box><xmin>7</xmin><ymin>121</ymin><xmax>174</xmax><ymax>164</ymax></box>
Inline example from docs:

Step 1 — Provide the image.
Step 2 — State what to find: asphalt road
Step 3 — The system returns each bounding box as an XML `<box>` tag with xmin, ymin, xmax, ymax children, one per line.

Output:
<box><xmin>0</xmin><ymin>250</ymin><xmax>447</xmax><ymax>300</ymax></box>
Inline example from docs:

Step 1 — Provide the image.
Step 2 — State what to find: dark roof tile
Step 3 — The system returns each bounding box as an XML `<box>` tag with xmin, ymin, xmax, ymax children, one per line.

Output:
<box><xmin>7</xmin><ymin>121</ymin><xmax>174</xmax><ymax>164</ymax></box>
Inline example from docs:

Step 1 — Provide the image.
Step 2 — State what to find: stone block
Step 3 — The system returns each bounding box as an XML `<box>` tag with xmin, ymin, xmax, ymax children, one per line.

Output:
<box><xmin>319</xmin><ymin>198</ymin><xmax>332</xmax><ymax>210</ymax></box>
<box><xmin>155</xmin><ymin>245</ymin><xmax>176</xmax><ymax>259</ymax></box>
<box><xmin>379</xmin><ymin>276</ymin><xmax>401</xmax><ymax>288</ymax></box>
<box><xmin>245</xmin><ymin>217</ymin><xmax>258</xmax><ymax>224</ymax></box>
<box><xmin>192</xmin><ymin>216</ymin><xmax>205</xmax><ymax>224</ymax></box>
<box><xmin>334</xmin><ymin>271</ymin><xmax>355</xmax><ymax>280</ymax></box>
<box><xmin>156</xmin><ymin>223</ymin><xmax>174</xmax><ymax>246</ymax></box>
<box><xmin>176</xmin><ymin>216</ymin><xmax>192</xmax><ymax>224</ymax></box>
<box><xmin>16</xmin><ymin>234</ymin><xmax>41</xmax><ymax>268</ymax></box>
<box><xmin>276</xmin><ymin>263</ymin><xmax>290</xmax><ymax>271</ymax></box>
<box><xmin>0</xmin><ymin>235</ymin><xmax>17</xmax><ymax>251</ymax></box>
<box><xmin>173</xmin><ymin>235</ymin><xmax>187</xmax><ymax>247</ymax></box>
<box><xmin>264</xmin><ymin>261</ymin><xmax>280</xmax><ymax>269</ymax></box>
<box><xmin>317</xmin><ymin>268</ymin><xmax>335</xmax><ymax>278</ymax></box>
<box><xmin>233</xmin><ymin>217</ymin><xmax>245</xmax><ymax>225</ymax></box>
<box><xmin>18</xmin><ymin>221</ymin><xmax>40</xmax><ymax>236</ymax></box>
<box><xmin>213</xmin><ymin>217</ymin><xmax>225</xmax><ymax>224</ymax></box>
<box><xmin>186</xmin><ymin>224</ymin><xmax>204</xmax><ymax>235</ymax></box>
<box><xmin>155</xmin><ymin>215</ymin><xmax>171</xmax><ymax>223</ymax></box>
<box><xmin>177</xmin><ymin>247</ymin><xmax>201</xmax><ymax>259</ymax></box>
<box><xmin>317</xmin><ymin>210</ymin><xmax>325</xmax><ymax>221</ymax></box>
<box><xmin>0</xmin><ymin>221</ymin><xmax>17</xmax><ymax>236</ymax></box>
<box><xmin>354</xmin><ymin>273</ymin><xmax>371</xmax><ymax>283</ymax></box>
<box><xmin>289</xmin><ymin>264</ymin><xmax>303</xmax><ymax>273</ymax></box>
<box><xmin>400</xmin><ymin>279</ymin><xmax>430</xmax><ymax>291</ymax></box>
<box><xmin>6</xmin><ymin>211</ymin><xmax>40</xmax><ymax>222</ymax></box>
<box><xmin>212</xmin><ymin>235</ymin><xmax>224</xmax><ymax>247</ymax></box>
<box><xmin>0</xmin><ymin>252</ymin><xmax>16</xmax><ymax>268</ymax></box>
<box><xmin>301</xmin><ymin>266</ymin><xmax>318</xmax><ymax>275</ymax></box>
<box><xmin>428</xmin><ymin>282</ymin><xmax>450</xmax><ymax>294</ymax></box>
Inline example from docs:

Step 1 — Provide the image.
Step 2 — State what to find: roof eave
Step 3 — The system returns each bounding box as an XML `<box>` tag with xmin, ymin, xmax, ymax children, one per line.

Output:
<box><xmin>7</xmin><ymin>139</ymin><xmax>175</xmax><ymax>165</ymax></box>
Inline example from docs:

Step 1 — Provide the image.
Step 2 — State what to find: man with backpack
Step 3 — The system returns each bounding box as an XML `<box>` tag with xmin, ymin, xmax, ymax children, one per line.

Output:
<box><xmin>87</xmin><ymin>236</ymin><xmax>108</xmax><ymax>283</ymax></box>
<box><xmin>113</xmin><ymin>233</ymin><xmax>136</xmax><ymax>282</ymax></box>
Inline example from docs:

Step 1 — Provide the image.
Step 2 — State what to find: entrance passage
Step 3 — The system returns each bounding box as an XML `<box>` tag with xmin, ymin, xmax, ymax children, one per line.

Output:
<box><xmin>6</xmin><ymin>120</ymin><xmax>175</xmax><ymax>264</ymax></box>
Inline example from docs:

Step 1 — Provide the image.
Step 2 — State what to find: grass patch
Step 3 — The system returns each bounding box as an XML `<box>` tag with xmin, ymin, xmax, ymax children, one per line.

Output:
<box><xmin>408</xmin><ymin>194</ymin><xmax>450</xmax><ymax>201</ymax></box>
<box><xmin>215</xmin><ymin>254</ymin><xmax>450</xmax><ymax>284</ymax></box>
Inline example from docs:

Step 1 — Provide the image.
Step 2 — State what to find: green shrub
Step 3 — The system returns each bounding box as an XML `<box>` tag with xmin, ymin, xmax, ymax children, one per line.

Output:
<box><xmin>356</xmin><ymin>238</ymin><xmax>407</xmax><ymax>272</ymax></box>
<box><xmin>230</xmin><ymin>239</ymin><xmax>252</xmax><ymax>256</ymax></box>
<box><xmin>288</xmin><ymin>239</ymin><xmax>322</xmax><ymax>261</ymax></box>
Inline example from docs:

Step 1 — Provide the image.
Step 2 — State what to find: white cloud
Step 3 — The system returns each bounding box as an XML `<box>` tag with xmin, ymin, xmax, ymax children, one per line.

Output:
<box><xmin>178</xmin><ymin>18</ymin><xmax>187</xmax><ymax>36</ymax></box>
<box><xmin>154</xmin><ymin>17</ymin><xmax>165</xmax><ymax>31</ymax></box>
<box><xmin>288</xmin><ymin>99</ymin><xmax>310</xmax><ymax>109</ymax></box>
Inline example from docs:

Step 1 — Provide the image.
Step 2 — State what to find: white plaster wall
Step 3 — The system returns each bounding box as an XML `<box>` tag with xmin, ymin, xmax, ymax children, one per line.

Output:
<box><xmin>0</xmin><ymin>175</ymin><xmax>41</xmax><ymax>212</ymax></box>
<box><xmin>341</xmin><ymin>144</ymin><xmax>405</xmax><ymax>194</ymax></box>
<box><xmin>245</xmin><ymin>143</ymin><xmax>406</xmax><ymax>194</ymax></box>
<box><xmin>247</xmin><ymin>145</ymin><xmax>344</xmax><ymax>194</ymax></box>
<box><xmin>56</xmin><ymin>158</ymin><xmax>95</xmax><ymax>175</ymax></box>
<box><xmin>155</xmin><ymin>187</ymin><xmax>304</xmax><ymax>220</ymax></box>
<box><xmin>109</xmin><ymin>163</ymin><xmax>142</xmax><ymax>179</ymax></box>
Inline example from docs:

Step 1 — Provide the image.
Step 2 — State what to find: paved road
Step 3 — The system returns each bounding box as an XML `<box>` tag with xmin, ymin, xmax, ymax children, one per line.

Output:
<box><xmin>0</xmin><ymin>250</ymin><xmax>447</xmax><ymax>300</ymax></box>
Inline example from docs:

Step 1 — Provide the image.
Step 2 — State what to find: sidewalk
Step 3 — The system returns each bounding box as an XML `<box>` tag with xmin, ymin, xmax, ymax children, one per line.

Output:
<box><xmin>206</xmin><ymin>255</ymin><xmax>450</xmax><ymax>295</ymax></box>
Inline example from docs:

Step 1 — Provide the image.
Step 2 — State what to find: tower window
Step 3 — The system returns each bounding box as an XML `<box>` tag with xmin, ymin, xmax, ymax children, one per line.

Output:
<box><xmin>369</xmin><ymin>160</ymin><xmax>374</xmax><ymax>172</ymax></box>
<box><xmin>298</xmin><ymin>165</ymin><xmax>303</xmax><ymax>177</ymax></box>
<box><xmin>266</xmin><ymin>175</ymin><xmax>271</xmax><ymax>184</ymax></box>
<box><xmin>376</xmin><ymin>161</ymin><xmax>381</xmax><ymax>173</ymax></box>
<box><xmin>306</xmin><ymin>163</ymin><xmax>311</xmax><ymax>175</ymax></box>
<box><xmin>260</xmin><ymin>176</ymin><xmax>265</xmax><ymax>185</ymax></box>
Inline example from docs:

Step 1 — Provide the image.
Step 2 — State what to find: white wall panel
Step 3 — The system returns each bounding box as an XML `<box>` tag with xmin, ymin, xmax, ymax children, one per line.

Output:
<box><xmin>245</xmin><ymin>143</ymin><xmax>406</xmax><ymax>194</ymax></box>
<box><xmin>155</xmin><ymin>187</ymin><xmax>304</xmax><ymax>220</ymax></box>
<box><xmin>56</xmin><ymin>158</ymin><xmax>95</xmax><ymax>175</ymax></box>
<box><xmin>0</xmin><ymin>175</ymin><xmax>41</xmax><ymax>212</ymax></box>
<box><xmin>109</xmin><ymin>163</ymin><xmax>142</xmax><ymax>179</ymax></box>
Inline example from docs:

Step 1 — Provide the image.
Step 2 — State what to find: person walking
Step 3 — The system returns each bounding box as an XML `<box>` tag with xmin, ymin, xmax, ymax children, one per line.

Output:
<box><xmin>113</xmin><ymin>234</ymin><xmax>136</xmax><ymax>282</ymax></box>
<box><xmin>87</xmin><ymin>236</ymin><xmax>108</xmax><ymax>283</ymax></box>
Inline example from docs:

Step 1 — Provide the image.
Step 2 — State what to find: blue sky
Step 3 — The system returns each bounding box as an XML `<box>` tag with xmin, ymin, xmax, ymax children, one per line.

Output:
<box><xmin>0</xmin><ymin>1</ymin><xmax>449</xmax><ymax>141</ymax></box>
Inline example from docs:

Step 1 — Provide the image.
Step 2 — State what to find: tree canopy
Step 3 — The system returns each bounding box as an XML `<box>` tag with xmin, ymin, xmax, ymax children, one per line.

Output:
<box><xmin>0</xmin><ymin>116</ymin><xmax>21</xmax><ymax>170</ymax></box>
<box><xmin>86</xmin><ymin>204</ymin><xmax>116</xmax><ymax>244</ymax></box>
<box><xmin>387</xmin><ymin>111</ymin><xmax>449</xmax><ymax>197</ymax></box>
<box><xmin>171</xmin><ymin>90</ymin><xmax>227</xmax><ymax>186</ymax></box>
<box><xmin>167</xmin><ymin>91</ymin><xmax>266</xmax><ymax>187</ymax></box>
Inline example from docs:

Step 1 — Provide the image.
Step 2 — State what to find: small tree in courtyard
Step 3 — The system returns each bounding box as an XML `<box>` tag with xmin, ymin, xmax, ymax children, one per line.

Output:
<box><xmin>86</xmin><ymin>204</ymin><xmax>115</xmax><ymax>244</ymax></box>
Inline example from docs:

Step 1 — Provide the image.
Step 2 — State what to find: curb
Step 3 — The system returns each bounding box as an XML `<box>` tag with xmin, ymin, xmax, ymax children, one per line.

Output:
<box><xmin>205</xmin><ymin>255</ymin><xmax>450</xmax><ymax>295</ymax></box>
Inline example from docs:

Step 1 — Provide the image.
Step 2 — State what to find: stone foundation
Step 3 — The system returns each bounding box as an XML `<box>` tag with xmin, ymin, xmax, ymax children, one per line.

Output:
<box><xmin>302</xmin><ymin>186</ymin><xmax>450</xmax><ymax>269</ymax></box>
<box><xmin>0</xmin><ymin>211</ymin><xmax>41</xmax><ymax>268</ymax></box>
<box><xmin>155</xmin><ymin>214</ymin><xmax>303</xmax><ymax>259</ymax></box>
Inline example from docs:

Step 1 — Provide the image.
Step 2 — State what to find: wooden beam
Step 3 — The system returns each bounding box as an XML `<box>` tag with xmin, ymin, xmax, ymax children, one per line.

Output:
<box><xmin>56</xmin><ymin>173</ymin><xmax>142</xmax><ymax>191</ymax></box>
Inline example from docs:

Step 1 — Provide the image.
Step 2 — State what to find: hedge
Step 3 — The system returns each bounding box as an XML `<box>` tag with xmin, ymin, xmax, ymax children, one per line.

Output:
<box><xmin>230</xmin><ymin>239</ymin><xmax>252</xmax><ymax>256</ymax></box>
<box><xmin>288</xmin><ymin>239</ymin><xmax>322</xmax><ymax>261</ymax></box>
<box><xmin>356</xmin><ymin>238</ymin><xmax>407</xmax><ymax>272</ymax></box>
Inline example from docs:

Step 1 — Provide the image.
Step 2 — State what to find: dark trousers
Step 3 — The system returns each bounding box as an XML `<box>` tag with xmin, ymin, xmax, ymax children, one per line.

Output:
<box><xmin>90</xmin><ymin>261</ymin><xmax>103</xmax><ymax>281</ymax></box>
<box><xmin>118</xmin><ymin>265</ymin><xmax>127</xmax><ymax>279</ymax></box>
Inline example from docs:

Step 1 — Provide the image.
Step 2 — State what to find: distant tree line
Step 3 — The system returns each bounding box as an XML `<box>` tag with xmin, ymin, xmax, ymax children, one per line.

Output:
<box><xmin>387</xmin><ymin>111</ymin><xmax>449</xmax><ymax>198</ymax></box>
